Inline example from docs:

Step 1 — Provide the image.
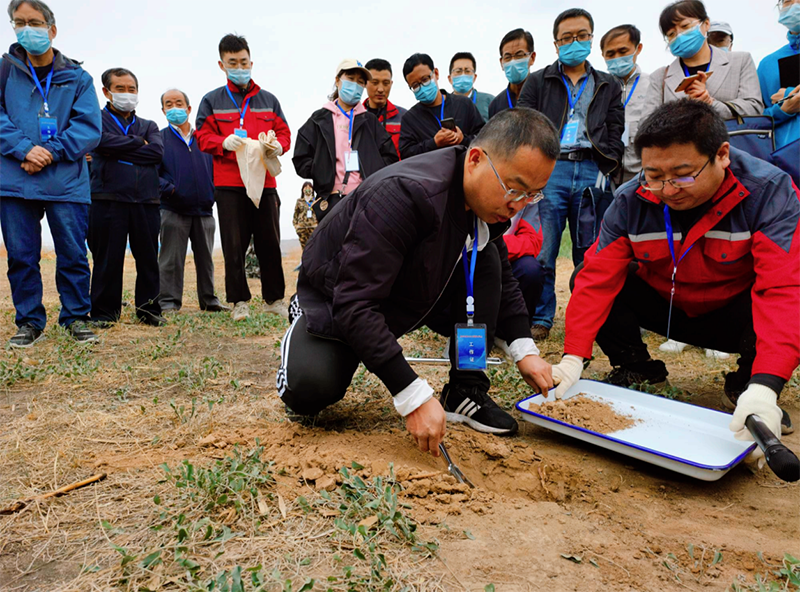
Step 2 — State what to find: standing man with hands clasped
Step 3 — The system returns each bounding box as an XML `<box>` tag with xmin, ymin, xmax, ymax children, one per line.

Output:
<box><xmin>277</xmin><ymin>109</ymin><xmax>559</xmax><ymax>454</ymax></box>
<box><xmin>195</xmin><ymin>34</ymin><xmax>291</xmax><ymax>322</ymax></box>
<box><xmin>398</xmin><ymin>53</ymin><xmax>484</xmax><ymax>160</ymax></box>
<box><xmin>1</xmin><ymin>0</ymin><xmax>102</xmax><ymax>347</ymax></box>
<box><xmin>89</xmin><ymin>68</ymin><xmax>165</xmax><ymax>328</ymax></box>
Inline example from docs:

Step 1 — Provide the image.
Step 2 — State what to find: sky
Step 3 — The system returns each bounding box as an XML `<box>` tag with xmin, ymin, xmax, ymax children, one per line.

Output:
<box><xmin>0</xmin><ymin>0</ymin><xmax>789</xmax><ymax>248</ymax></box>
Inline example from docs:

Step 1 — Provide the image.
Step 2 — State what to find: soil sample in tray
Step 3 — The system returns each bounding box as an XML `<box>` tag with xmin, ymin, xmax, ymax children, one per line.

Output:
<box><xmin>529</xmin><ymin>394</ymin><xmax>638</xmax><ymax>434</ymax></box>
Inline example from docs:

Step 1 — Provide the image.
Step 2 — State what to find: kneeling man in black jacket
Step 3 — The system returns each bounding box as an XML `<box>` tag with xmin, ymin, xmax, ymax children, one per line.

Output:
<box><xmin>276</xmin><ymin>109</ymin><xmax>559</xmax><ymax>455</ymax></box>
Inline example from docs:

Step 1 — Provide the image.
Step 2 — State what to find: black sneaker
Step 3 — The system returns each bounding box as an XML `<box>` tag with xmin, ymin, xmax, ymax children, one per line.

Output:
<box><xmin>68</xmin><ymin>321</ymin><xmax>98</xmax><ymax>344</ymax></box>
<box><xmin>440</xmin><ymin>383</ymin><xmax>518</xmax><ymax>435</ymax></box>
<box><xmin>9</xmin><ymin>325</ymin><xmax>44</xmax><ymax>348</ymax></box>
<box><xmin>89</xmin><ymin>319</ymin><xmax>116</xmax><ymax>329</ymax></box>
<box><xmin>138</xmin><ymin>311</ymin><xmax>167</xmax><ymax>327</ymax></box>
<box><xmin>605</xmin><ymin>360</ymin><xmax>669</xmax><ymax>389</ymax></box>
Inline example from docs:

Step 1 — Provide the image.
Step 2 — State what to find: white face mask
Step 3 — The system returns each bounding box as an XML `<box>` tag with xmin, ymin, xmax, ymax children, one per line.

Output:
<box><xmin>111</xmin><ymin>92</ymin><xmax>139</xmax><ymax>112</ymax></box>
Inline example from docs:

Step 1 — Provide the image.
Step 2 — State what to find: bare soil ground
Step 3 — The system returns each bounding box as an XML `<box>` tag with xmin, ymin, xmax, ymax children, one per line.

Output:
<box><xmin>0</xmin><ymin>250</ymin><xmax>797</xmax><ymax>592</ymax></box>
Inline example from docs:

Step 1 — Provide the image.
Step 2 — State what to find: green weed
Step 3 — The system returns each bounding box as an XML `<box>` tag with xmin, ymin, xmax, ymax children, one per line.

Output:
<box><xmin>730</xmin><ymin>553</ymin><xmax>800</xmax><ymax>591</ymax></box>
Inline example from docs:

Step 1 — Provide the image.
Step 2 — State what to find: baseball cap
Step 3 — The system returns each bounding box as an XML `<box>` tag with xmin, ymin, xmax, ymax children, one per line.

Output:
<box><xmin>336</xmin><ymin>59</ymin><xmax>372</xmax><ymax>82</ymax></box>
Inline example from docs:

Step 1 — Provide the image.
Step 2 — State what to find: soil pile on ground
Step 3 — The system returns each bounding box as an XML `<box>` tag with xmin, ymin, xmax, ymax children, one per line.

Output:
<box><xmin>530</xmin><ymin>395</ymin><xmax>638</xmax><ymax>434</ymax></box>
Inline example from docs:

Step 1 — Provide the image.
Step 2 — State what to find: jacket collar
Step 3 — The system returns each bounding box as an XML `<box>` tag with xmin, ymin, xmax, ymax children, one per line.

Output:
<box><xmin>545</xmin><ymin>59</ymin><xmax>595</xmax><ymax>80</ymax></box>
<box><xmin>225</xmin><ymin>79</ymin><xmax>261</xmax><ymax>101</ymax></box>
<box><xmin>363</xmin><ymin>98</ymin><xmax>399</xmax><ymax>121</ymax></box>
<box><xmin>5</xmin><ymin>43</ymin><xmax>73</xmax><ymax>76</ymax></box>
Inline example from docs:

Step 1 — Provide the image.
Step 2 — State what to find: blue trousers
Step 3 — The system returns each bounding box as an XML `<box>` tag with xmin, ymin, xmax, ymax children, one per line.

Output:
<box><xmin>511</xmin><ymin>255</ymin><xmax>544</xmax><ymax>323</ymax></box>
<box><xmin>534</xmin><ymin>159</ymin><xmax>600</xmax><ymax>328</ymax></box>
<box><xmin>0</xmin><ymin>196</ymin><xmax>91</xmax><ymax>330</ymax></box>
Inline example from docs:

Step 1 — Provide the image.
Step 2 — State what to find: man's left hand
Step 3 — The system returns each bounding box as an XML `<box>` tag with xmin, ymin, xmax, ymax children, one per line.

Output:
<box><xmin>517</xmin><ymin>355</ymin><xmax>553</xmax><ymax>394</ymax></box>
<box><xmin>21</xmin><ymin>161</ymin><xmax>43</xmax><ymax>175</ymax></box>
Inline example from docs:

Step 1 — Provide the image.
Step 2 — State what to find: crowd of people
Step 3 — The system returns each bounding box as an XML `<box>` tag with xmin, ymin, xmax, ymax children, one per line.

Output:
<box><xmin>1</xmin><ymin>0</ymin><xmax>799</xmax><ymax>468</ymax></box>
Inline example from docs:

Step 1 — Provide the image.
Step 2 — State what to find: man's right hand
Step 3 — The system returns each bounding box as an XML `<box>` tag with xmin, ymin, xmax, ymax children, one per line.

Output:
<box><xmin>551</xmin><ymin>354</ymin><xmax>584</xmax><ymax>399</ymax></box>
<box><xmin>25</xmin><ymin>146</ymin><xmax>53</xmax><ymax>169</ymax></box>
<box><xmin>434</xmin><ymin>128</ymin><xmax>457</xmax><ymax>148</ymax></box>
<box><xmin>406</xmin><ymin>398</ymin><xmax>446</xmax><ymax>456</ymax></box>
<box><xmin>222</xmin><ymin>134</ymin><xmax>246</xmax><ymax>152</ymax></box>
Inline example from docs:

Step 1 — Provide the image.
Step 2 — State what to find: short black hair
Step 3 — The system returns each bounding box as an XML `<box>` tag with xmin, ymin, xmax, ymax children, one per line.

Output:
<box><xmin>102</xmin><ymin>68</ymin><xmax>138</xmax><ymax>90</ymax></box>
<box><xmin>402</xmin><ymin>53</ymin><xmax>435</xmax><ymax>81</ymax></box>
<box><xmin>218</xmin><ymin>33</ymin><xmax>249</xmax><ymax>58</ymax></box>
<box><xmin>365</xmin><ymin>58</ymin><xmax>392</xmax><ymax>75</ymax></box>
<box><xmin>708</xmin><ymin>31</ymin><xmax>733</xmax><ymax>45</ymax></box>
<box><xmin>8</xmin><ymin>0</ymin><xmax>55</xmax><ymax>25</ymax></box>
<box><xmin>471</xmin><ymin>107</ymin><xmax>560</xmax><ymax>163</ymax></box>
<box><xmin>634</xmin><ymin>99</ymin><xmax>729</xmax><ymax>161</ymax></box>
<box><xmin>449</xmin><ymin>52</ymin><xmax>476</xmax><ymax>73</ymax></box>
<box><xmin>499</xmin><ymin>28</ymin><xmax>535</xmax><ymax>55</ymax></box>
<box><xmin>600</xmin><ymin>24</ymin><xmax>641</xmax><ymax>51</ymax></box>
<box><xmin>658</xmin><ymin>1</ymin><xmax>708</xmax><ymax>37</ymax></box>
<box><xmin>160</xmin><ymin>88</ymin><xmax>190</xmax><ymax>107</ymax></box>
<box><xmin>553</xmin><ymin>8</ymin><xmax>594</xmax><ymax>40</ymax></box>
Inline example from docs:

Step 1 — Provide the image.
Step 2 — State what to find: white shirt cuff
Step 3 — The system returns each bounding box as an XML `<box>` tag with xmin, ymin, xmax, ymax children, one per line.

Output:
<box><xmin>507</xmin><ymin>337</ymin><xmax>540</xmax><ymax>363</ymax></box>
<box><xmin>393</xmin><ymin>377</ymin><xmax>434</xmax><ymax>417</ymax></box>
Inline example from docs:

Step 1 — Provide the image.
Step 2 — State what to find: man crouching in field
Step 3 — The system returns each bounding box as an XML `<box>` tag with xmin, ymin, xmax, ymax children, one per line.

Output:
<box><xmin>277</xmin><ymin>108</ymin><xmax>559</xmax><ymax>455</ymax></box>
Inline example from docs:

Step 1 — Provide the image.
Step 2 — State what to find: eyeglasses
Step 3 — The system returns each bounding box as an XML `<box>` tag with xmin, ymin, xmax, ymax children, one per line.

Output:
<box><xmin>409</xmin><ymin>75</ymin><xmax>433</xmax><ymax>92</ymax></box>
<box><xmin>483</xmin><ymin>150</ymin><xmax>544</xmax><ymax>204</ymax></box>
<box><xmin>665</xmin><ymin>19</ymin><xmax>701</xmax><ymax>42</ymax></box>
<box><xmin>11</xmin><ymin>19</ymin><xmax>49</xmax><ymax>28</ymax></box>
<box><xmin>555</xmin><ymin>32</ymin><xmax>593</xmax><ymax>46</ymax></box>
<box><xmin>501</xmin><ymin>51</ymin><xmax>532</xmax><ymax>64</ymax></box>
<box><xmin>451</xmin><ymin>68</ymin><xmax>475</xmax><ymax>76</ymax></box>
<box><xmin>639</xmin><ymin>159</ymin><xmax>711</xmax><ymax>191</ymax></box>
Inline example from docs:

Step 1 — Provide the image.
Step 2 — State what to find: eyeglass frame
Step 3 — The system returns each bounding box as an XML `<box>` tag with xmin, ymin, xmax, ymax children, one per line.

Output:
<box><xmin>408</xmin><ymin>74</ymin><xmax>434</xmax><ymax>93</ymax></box>
<box><xmin>638</xmin><ymin>158</ymin><xmax>711</xmax><ymax>191</ymax></box>
<box><xmin>501</xmin><ymin>51</ymin><xmax>532</xmax><ymax>64</ymax></box>
<box><xmin>450</xmin><ymin>67</ymin><xmax>476</xmax><ymax>76</ymax></box>
<box><xmin>555</xmin><ymin>32</ymin><xmax>593</xmax><ymax>47</ymax></box>
<box><xmin>482</xmin><ymin>149</ymin><xmax>545</xmax><ymax>205</ymax></box>
<box><xmin>11</xmin><ymin>19</ymin><xmax>50</xmax><ymax>28</ymax></box>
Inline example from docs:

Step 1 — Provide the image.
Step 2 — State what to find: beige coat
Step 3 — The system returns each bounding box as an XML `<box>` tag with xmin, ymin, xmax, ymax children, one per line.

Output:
<box><xmin>642</xmin><ymin>49</ymin><xmax>764</xmax><ymax>121</ymax></box>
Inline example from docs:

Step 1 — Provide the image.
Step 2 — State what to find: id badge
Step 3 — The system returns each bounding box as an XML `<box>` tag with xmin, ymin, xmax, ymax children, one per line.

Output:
<box><xmin>234</xmin><ymin>128</ymin><xmax>247</xmax><ymax>139</ymax></box>
<box><xmin>561</xmin><ymin>119</ymin><xmax>579</xmax><ymax>146</ymax></box>
<box><xmin>39</xmin><ymin>115</ymin><xmax>57</xmax><ymax>142</ymax></box>
<box><xmin>345</xmin><ymin>150</ymin><xmax>359</xmax><ymax>172</ymax></box>
<box><xmin>454</xmin><ymin>323</ymin><xmax>488</xmax><ymax>371</ymax></box>
<box><xmin>306</xmin><ymin>209</ymin><xmax>313</xmax><ymax>219</ymax></box>
<box><xmin>621</xmin><ymin>122</ymin><xmax>630</xmax><ymax>146</ymax></box>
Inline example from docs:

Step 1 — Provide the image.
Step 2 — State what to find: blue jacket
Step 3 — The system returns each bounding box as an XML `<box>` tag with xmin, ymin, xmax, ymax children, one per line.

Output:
<box><xmin>758</xmin><ymin>38</ymin><xmax>800</xmax><ymax>149</ymax></box>
<box><xmin>90</xmin><ymin>105</ymin><xmax>163</xmax><ymax>204</ymax></box>
<box><xmin>0</xmin><ymin>44</ymin><xmax>101</xmax><ymax>204</ymax></box>
<box><xmin>158</xmin><ymin>125</ymin><xmax>214</xmax><ymax>216</ymax></box>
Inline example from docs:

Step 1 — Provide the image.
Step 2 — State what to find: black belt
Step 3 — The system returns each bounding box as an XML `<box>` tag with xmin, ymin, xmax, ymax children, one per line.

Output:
<box><xmin>558</xmin><ymin>149</ymin><xmax>594</xmax><ymax>162</ymax></box>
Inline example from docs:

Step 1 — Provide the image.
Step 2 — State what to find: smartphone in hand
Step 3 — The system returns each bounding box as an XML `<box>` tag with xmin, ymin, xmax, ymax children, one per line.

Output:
<box><xmin>441</xmin><ymin>117</ymin><xmax>457</xmax><ymax>131</ymax></box>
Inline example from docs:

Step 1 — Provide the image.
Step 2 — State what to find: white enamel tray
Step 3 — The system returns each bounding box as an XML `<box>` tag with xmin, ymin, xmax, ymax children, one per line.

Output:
<box><xmin>516</xmin><ymin>380</ymin><xmax>755</xmax><ymax>481</ymax></box>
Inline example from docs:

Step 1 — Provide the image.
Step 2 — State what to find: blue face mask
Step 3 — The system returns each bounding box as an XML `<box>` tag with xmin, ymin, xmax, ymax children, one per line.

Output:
<box><xmin>413</xmin><ymin>78</ymin><xmax>439</xmax><ymax>104</ymax></box>
<box><xmin>779</xmin><ymin>4</ymin><xmax>800</xmax><ymax>32</ymax></box>
<box><xmin>338</xmin><ymin>79</ymin><xmax>365</xmax><ymax>106</ymax></box>
<box><xmin>504</xmin><ymin>58</ymin><xmax>530</xmax><ymax>84</ymax></box>
<box><xmin>166</xmin><ymin>108</ymin><xmax>189</xmax><ymax>126</ymax></box>
<box><xmin>226</xmin><ymin>68</ymin><xmax>251</xmax><ymax>87</ymax></box>
<box><xmin>669</xmin><ymin>24</ymin><xmax>707</xmax><ymax>59</ymax></box>
<box><xmin>605</xmin><ymin>54</ymin><xmax>636</xmax><ymax>78</ymax></box>
<box><xmin>558</xmin><ymin>40</ymin><xmax>592</xmax><ymax>67</ymax></box>
<box><xmin>452</xmin><ymin>74</ymin><xmax>474</xmax><ymax>94</ymax></box>
<box><xmin>15</xmin><ymin>26</ymin><xmax>51</xmax><ymax>56</ymax></box>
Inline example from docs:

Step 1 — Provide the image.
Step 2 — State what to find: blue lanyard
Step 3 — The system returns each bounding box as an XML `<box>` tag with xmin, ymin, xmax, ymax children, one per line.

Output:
<box><xmin>27</xmin><ymin>61</ymin><xmax>53</xmax><ymax>115</ymax></box>
<box><xmin>663</xmin><ymin>205</ymin><xmax>695</xmax><ymax>339</ymax></box>
<box><xmin>560</xmin><ymin>72</ymin><xmax>590</xmax><ymax>118</ymax></box>
<box><xmin>470</xmin><ymin>90</ymin><xmax>477</xmax><ymax>104</ymax></box>
<box><xmin>336</xmin><ymin>103</ymin><xmax>355</xmax><ymax>146</ymax></box>
<box><xmin>434</xmin><ymin>95</ymin><xmax>447</xmax><ymax>126</ymax></box>
<box><xmin>169</xmin><ymin>124</ymin><xmax>193</xmax><ymax>147</ymax></box>
<box><xmin>624</xmin><ymin>75</ymin><xmax>640</xmax><ymax>109</ymax></box>
<box><xmin>681</xmin><ymin>47</ymin><xmax>713</xmax><ymax>77</ymax></box>
<box><xmin>105</xmin><ymin>107</ymin><xmax>136</xmax><ymax>135</ymax></box>
<box><xmin>506</xmin><ymin>88</ymin><xmax>515</xmax><ymax>110</ymax></box>
<box><xmin>461</xmin><ymin>218</ymin><xmax>479</xmax><ymax>325</ymax></box>
<box><xmin>225</xmin><ymin>86</ymin><xmax>251</xmax><ymax>128</ymax></box>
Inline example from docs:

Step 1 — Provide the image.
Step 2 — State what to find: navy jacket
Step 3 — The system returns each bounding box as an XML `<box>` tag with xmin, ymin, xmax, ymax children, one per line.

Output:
<box><xmin>90</xmin><ymin>105</ymin><xmax>163</xmax><ymax>204</ymax></box>
<box><xmin>158</xmin><ymin>125</ymin><xmax>214</xmax><ymax>216</ymax></box>
<box><xmin>0</xmin><ymin>44</ymin><xmax>101</xmax><ymax>204</ymax></box>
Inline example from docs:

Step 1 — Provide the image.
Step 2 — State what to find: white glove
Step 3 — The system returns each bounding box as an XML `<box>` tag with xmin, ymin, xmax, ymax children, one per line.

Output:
<box><xmin>551</xmin><ymin>354</ymin><xmax>583</xmax><ymax>399</ymax></box>
<box><xmin>729</xmin><ymin>384</ymin><xmax>782</xmax><ymax>469</ymax></box>
<box><xmin>264</xmin><ymin>143</ymin><xmax>283</xmax><ymax>158</ymax></box>
<box><xmin>222</xmin><ymin>134</ymin><xmax>245</xmax><ymax>152</ymax></box>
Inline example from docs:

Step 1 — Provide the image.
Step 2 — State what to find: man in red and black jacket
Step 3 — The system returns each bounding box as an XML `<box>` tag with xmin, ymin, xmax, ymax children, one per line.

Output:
<box><xmin>503</xmin><ymin>202</ymin><xmax>544</xmax><ymax>323</ymax></box>
<box><xmin>195</xmin><ymin>34</ymin><xmax>291</xmax><ymax>320</ymax></box>
<box><xmin>363</xmin><ymin>59</ymin><xmax>406</xmax><ymax>159</ymax></box>
<box><xmin>551</xmin><ymin>100</ymin><xmax>799</xmax><ymax>466</ymax></box>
